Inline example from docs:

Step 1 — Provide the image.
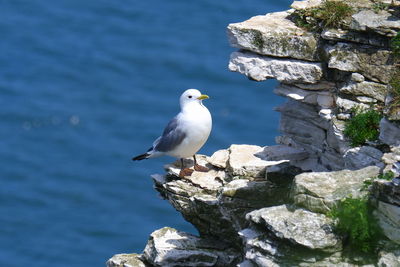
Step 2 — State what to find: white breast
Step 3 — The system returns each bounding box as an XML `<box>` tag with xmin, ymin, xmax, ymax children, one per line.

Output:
<box><xmin>167</xmin><ymin>103</ymin><xmax>212</xmax><ymax>158</ymax></box>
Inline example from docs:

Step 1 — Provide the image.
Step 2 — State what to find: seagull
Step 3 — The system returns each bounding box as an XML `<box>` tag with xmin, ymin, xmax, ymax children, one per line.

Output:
<box><xmin>132</xmin><ymin>89</ymin><xmax>212</xmax><ymax>178</ymax></box>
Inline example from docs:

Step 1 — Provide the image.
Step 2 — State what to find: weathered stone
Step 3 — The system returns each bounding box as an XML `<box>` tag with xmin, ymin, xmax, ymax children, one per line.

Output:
<box><xmin>379</xmin><ymin>118</ymin><xmax>400</xmax><ymax>146</ymax></box>
<box><xmin>107</xmin><ymin>253</ymin><xmax>147</xmax><ymax>267</ymax></box>
<box><xmin>207</xmin><ymin>149</ymin><xmax>229</xmax><ymax>169</ymax></box>
<box><xmin>339</xmin><ymin>80</ymin><xmax>387</xmax><ymax>102</ymax></box>
<box><xmin>292</xmin><ymin>81</ymin><xmax>336</xmax><ymax>91</ymax></box>
<box><xmin>292</xmin><ymin>166</ymin><xmax>380</xmax><ymax>214</ymax></box>
<box><xmin>378</xmin><ymin>244</ymin><xmax>400</xmax><ymax>267</ymax></box>
<box><xmin>229</xmin><ymin>51</ymin><xmax>323</xmax><ymax>83</ymax></box>
<box><xmin>326</xmin><ymin>118</ymin><xmax>349</xmax><ymax>154</ymax></box>
<box><xmin>321</xmin><ymin>28</ymin><xmax>388</xmax><ymax>47</ymax></box>
<box><xmin>351</xmin><ymin>73</ymin><xmax>365</xmax><ymax>83</ymax></box>
<box><xmin>291</xmin><ymin>0</ymin><xmax>322</xmax><ymax>10</ymax></box>
<box><xmin>371</xmin><ymin>178</ymin><xmax>400</xmax><ymax>207</ymax></box>
<box><xmin>246</xmin><ymin>205</ymin><xmax>341</xmax><ymax>251</ymax></box>
<box><xmin>344</xmin><ymin>146</ymin><xmax>384</xmax><ymax>170</ymax></box>
<box><xmin>275</xmin><ymin>84</ymin><xmax>334</xmax><ymax>108</ymax></box>
<box><xmin>227</xmin><ymin>11</ymin><xmax>320</xmax><ymax>61</ymax></box>
<box><xmin>335</xmin><ymin>97</ymin><xmax>369</xmax><ymax>113</ymax></box>
<box><xmin>227</xmin><ymin>144</ymin><xmax>287</xmax><ymax>178</ymax></box>
<box><xmin>350</xmin><ymin>10</ymin><xmax>400</xmax><ymax>37</ymax></box>
<box><xmin>375</xmin><ymin>201</ymin><xmax>400</xmax><ymax>244</ymax></box>
<box><xmin>325</xmin><ymin>43</ymin><xmax>395</xmax><ymax>83</ymax></box>
<box><xmin>142</xmin><ymin>227</ymin><xmax>237</xmax><ymax>267</ymax></box>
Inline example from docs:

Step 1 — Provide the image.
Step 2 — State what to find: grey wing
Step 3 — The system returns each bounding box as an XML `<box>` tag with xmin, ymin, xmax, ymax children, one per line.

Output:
<box><xmin>154</xmin><ymin>116</ymin><xmax>186</xmax><ymax>152</ymax></box>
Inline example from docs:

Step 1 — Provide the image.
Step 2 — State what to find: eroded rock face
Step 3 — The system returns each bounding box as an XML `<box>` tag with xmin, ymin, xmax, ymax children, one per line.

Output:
<box><xmin>106</xmin><ymin>253</ymin><xmax>147</xmax><ymax>267</ymax></box>
<box><xmin>142</xmin><ymin>227</ymin><xmax>238</xmax><ymax>267</ymax></box>
<box><xmin>247</xmin><ymin>205</ymin><xmax>340</xmax><ymax>251</ymax></box>
<box><xmin>291</xmin><ymin>166</ymin><xmax>380</xmax><ymax>213</ymax></box>
<box><xmin>229</xmin><ymin>51</ymin><xmax>323</xmax><ymax>83</ymax></box>
<box><xmin>227</xmin><ymin>11</ymin><xmax>320</xmax><ymax>61</ymax></box>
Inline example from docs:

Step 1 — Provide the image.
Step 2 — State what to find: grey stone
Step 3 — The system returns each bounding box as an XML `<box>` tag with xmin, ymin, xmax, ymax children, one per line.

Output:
<box><xmin>227</xmin><ymin>144</ymin><xmax>288</xmax><ymax>178</ymax></box>
<box><xmin>325</xmin><ymin>43</ymin><xmax>395</xmax><ymax>84</ymax></box>
<box><xmin>379</xmin><ymin>118</ymin><xmax>400</xmax><ymax>146</ymax></box>
<box><xmin>321</xmin><ymin>29</ymin><xmax>388</xmax><ymax>47</ymax></box>
<box><xmin>207</xmin><ymin>149</ymin><xmax>229</xmax><ymax>169</ymax></box>
<box><xmin>246</xmin><ymin>205</ymin><xmax>341</xmax><ymax>251</ymax></box>
<box><xmin>350</xmin><ymin>10</ymin><xmax>400</xmax><ymax>37</ymax></box>
<box><xmin>344</xmin><ymin>146</ymin><xmax>384</xmax><ymax>170</ymax></box>
<box><xmin>227</xmin><ymin>11</ymin><xmax>320</xmax><ymax>61</ymax></box>
<box><xmin>291</xmin><ymin>166</ymin><xmax>380</xmax><ymax>213</ymax></box>
<box><xmin>229</xmin><ymin>51</ymin><xmax>323</xmax><ymax>83</ymax></box>
<box><xmin>107</xmin><ymin>254</ymin><xmax>147</xmax><ymax>267</ymax></box>
<box><xmin>335</xmin><ymin>97</ymin><xmax>369</xmax><ymax>113</ymax></box>
<box><xmin>275</xmin><ymin>84</ymin><xmax>334</xmax><ymax>108</ymax></box>
<box><xmin>143</xmin><ymin>227</ymin><xmax>237</xmax><ymax>267</ymax></box>
<box><xmin>375</xmin><ymin>201</ymin><xmax>400</xmax><ymax>244</ymax></box>
<box><xmin>339</xmin><ymin>80</ymin><xmax>387</xmax><ymax>102</ymax></box>
<box><xmin>291</xmin><ymin>0</ymin><xmax>322</xmax><ymax>10</ymax></box>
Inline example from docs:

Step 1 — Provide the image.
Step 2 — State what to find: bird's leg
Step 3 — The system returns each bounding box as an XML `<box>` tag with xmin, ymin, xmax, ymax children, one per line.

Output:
<box><xmin>193</xmin><ymin>155</ymin><xmax>209</xmax><ymax>172</ymax></box>
<box><xmin>179</xmin><ymin>158</ymin><xmax>193</xmax><ymax>178</ymax></box>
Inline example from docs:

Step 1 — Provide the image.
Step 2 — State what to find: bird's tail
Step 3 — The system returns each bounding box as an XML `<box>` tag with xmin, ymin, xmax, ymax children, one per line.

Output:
<box><xmin>132</xmin><ymin>153</ymin><xmax>150</xmax><ymax>161</ymax></box>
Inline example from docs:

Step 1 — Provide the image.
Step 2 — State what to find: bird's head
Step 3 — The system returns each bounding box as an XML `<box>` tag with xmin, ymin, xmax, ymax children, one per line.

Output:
<box><xmin>180</xmin><ymin>89</ymin><xmax>209</xmax><ymax>109</ymax></box>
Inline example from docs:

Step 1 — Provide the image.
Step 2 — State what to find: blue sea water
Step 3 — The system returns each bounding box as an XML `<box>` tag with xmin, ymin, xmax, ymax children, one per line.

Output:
<box><xmin>0</xmin><ymin>0</ymin><xmax>292</xmax><ymax>266</ymax></box>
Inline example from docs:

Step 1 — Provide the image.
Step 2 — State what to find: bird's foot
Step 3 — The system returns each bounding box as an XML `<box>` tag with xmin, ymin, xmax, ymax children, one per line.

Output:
<box><xmin>179</xmin><ymin>168</ymin><xmax>194</xmax><ymax>178</ymax></box>
<box><xmin>194</xmin><ymin>164</ymin><xmax>209</xmax><ymax>172</ymax></box>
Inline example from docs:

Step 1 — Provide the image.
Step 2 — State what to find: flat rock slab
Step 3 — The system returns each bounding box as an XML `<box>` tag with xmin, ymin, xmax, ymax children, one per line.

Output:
<box><xmin>227</xmin><ymin>144</ymin><xmax>288</xmax><ymax>178</ymax></box>
<box><xmin>227</xmin><ymin>11</ymin><xmax>320</xmax><ymax>61</ymax></box>
<box><xmin>246</xmin><ymin>205</ymin><xmax>340</xmax><ymax>251</ymax></box>
<box><xmin>143</xmin><ymin>227</ymin><xmax>236</xmax><ymax>267</ymax></box>
<box><xmin>376</xmin><ymin>201</ymin><xmax>400</xmax><ymax>244</ymax></box>
<box><xmin>107</xmin><ymin>254</ymin><xmax>147</xmax><ymax>267</ymax></box>
<box><xmin>229</xmin><ymin>51</ymin><xmax>323</xmax><ymax>84</ymax></box>
<box><xmin>379</xmin><ymin>118</ymin><xmax>400</xmax><ymax>146</ymax></box>
<box><xmin>350</xmin><ymin>10</ymin><xmax>400</xmax><ymax>37</ymax></box>
<box><xmin>291</xmin><ymin>166</ymin><xmax>380</xmax><ymax>213</ymax></box>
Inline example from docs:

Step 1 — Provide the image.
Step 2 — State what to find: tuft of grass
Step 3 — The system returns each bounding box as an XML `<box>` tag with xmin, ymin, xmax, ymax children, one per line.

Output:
<box><xmin>328</xmin><ymin>197</ymin><xmax>382</xmax><ymax>253</ymax></box>
<box><xmin>344</xmin><ymin>108</ymin><xmax>382</xmax><ymax>147</ymax></box>
<box><xmin>391</xmin><ymin>32</ymin><xmax>400</xmax><ymax>57</ymax></box>
<box><xmin>292</xmin><ymin>0</ymin><xmax>354</xmax><ymax>31</ymax></box>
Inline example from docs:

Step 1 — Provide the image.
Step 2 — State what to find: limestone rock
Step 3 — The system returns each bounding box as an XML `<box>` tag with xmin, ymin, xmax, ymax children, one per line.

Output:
<box><xmin>107</xmin><ymin>254</ymin><xmax>147</xmax><ymax>267</ymax></box>
<box><xmin>207</xmin><ymin>149</ymin><xmax>230</xmax><ymax>169</ymax></box>
<box><xmin>227</xmin><ymin>144</ymin><xmax>288</xmax><ymax>178</ymax></box>
<box><xmin>227</xmin><ymin>11</ymin><xmax>320</xmax><ymax>61</ymax></box>
<box><xmin>335</xmin><ymin>97</ymin><xmax>369</xmax><ymax>113</ymax></box>
<box><xmin>375</xmin><ymin>201</ymin><xmax>400</xmax><ymax>244</ymax></box>
<box><xmin>378</xmin><ymin>244</ymin><xmax>400</xmax><ymax>267</ymax></box>
<box><xmin>321</xmin><ymin>29</ymin><xmax>388</xmax><ymax>47</ymax></box>
<box><xmin>275</xmin><ymin>84</ymin><xmax>334</xmax><ymax>108</ymax></box>
<box><xmin>350</xmin><ymin>10</ymin><xmax>400</xmax><ymax>37</ymax></box>
<box><xmin>379</xmin><ymin>118</ymin><xmax>400</xmax><ymax>146</ymax></box>
<box><xmin>291</xmin><ymin>0</ymin><xmax>322</xmax><ymax>10</ymax></box>
<box><xmin>291</xmin><ymin>166</ymin><xmax>380</xmax><ymax>213</ymax></box>
<box><xmin>325</xmin><ymin>43</ymin><xmax>395</xmax><ymax>84</ymax></box>
<box><xmin>142</xmin><ymin>227</ymin><xmax>237</xmax><ymax>266</ymax></box>
<box><xmin>246</xmin><ymin>205</ymin><xmax>340</xmax><ymax>251</ymax></box>
<box><xmin>229</xmin><ymin>51</ymin><xmax>323</xmax><ymax>83</ymax></box>
<box><xmin>343</xmin><ymin>146</ymin><xmax>384</xmax><ymax>170</ymax></box>
<box><xmin>339</xmin><ymin>80</ymin><xmax>387</xmax><ymax>102</ymax></box>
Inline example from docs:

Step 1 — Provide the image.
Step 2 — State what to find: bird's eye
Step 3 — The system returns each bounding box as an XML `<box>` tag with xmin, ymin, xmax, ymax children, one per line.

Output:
<box><xmin>188</xmin><ymin>95</ymin><xmax>192</xmax><ymax>99</ymax></box>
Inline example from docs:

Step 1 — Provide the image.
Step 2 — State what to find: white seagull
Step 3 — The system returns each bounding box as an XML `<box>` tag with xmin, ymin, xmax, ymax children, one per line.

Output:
<box><xmin>132</xmin><ymin>89</ymin><xmax>212</xmax><ymax>178</ymax></box>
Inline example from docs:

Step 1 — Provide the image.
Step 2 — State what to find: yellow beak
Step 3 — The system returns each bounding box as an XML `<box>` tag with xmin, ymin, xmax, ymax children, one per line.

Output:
<box><xmin>197</xmin><ymin>94</ymin><xmax>209</xmax><ymax>100</ymax></box>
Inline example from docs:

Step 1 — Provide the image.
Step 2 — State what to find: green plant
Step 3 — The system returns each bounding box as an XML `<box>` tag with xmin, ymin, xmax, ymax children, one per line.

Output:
<box><xmin>343</xmin><ymin>108</ymin><xmax>382</xmax><ymax>147</ymax></box>
<box><xmin>372</xmin><ymin>2</ymin><xmax>390</xmax><ymax>13</ymax></box>
<box><xmin>328</xmin><ymin>197</ymin><xmax>382</xmax><ymax>253</ymax></box>
<box><xmin>390</xmin><ymin>31</ymin><xmax>400</xmax><ymax>57</ymax></box>
<box><xmin>362</xmin><ymin>171</ymin><xmax>395</xmax><ymax>190</ymax></box>
<box><xmin>292</xmin><ymin>0</ymin><xmax>354</xmax><ymax>31</ymax></box>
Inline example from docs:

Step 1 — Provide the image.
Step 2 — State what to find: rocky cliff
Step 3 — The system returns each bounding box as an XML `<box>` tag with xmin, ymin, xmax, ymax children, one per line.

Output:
<box><xmin>107</xmin><ymin>0</ymin><xmax>400</xmax><ymax>266</ymax></box>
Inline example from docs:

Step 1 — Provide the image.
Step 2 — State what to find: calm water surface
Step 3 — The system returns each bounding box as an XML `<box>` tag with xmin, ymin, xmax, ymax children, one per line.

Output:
<box><xmin>0</xmin><ymin>0</ymin><xmax>291</xmax><ymax>266</ymax></box>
